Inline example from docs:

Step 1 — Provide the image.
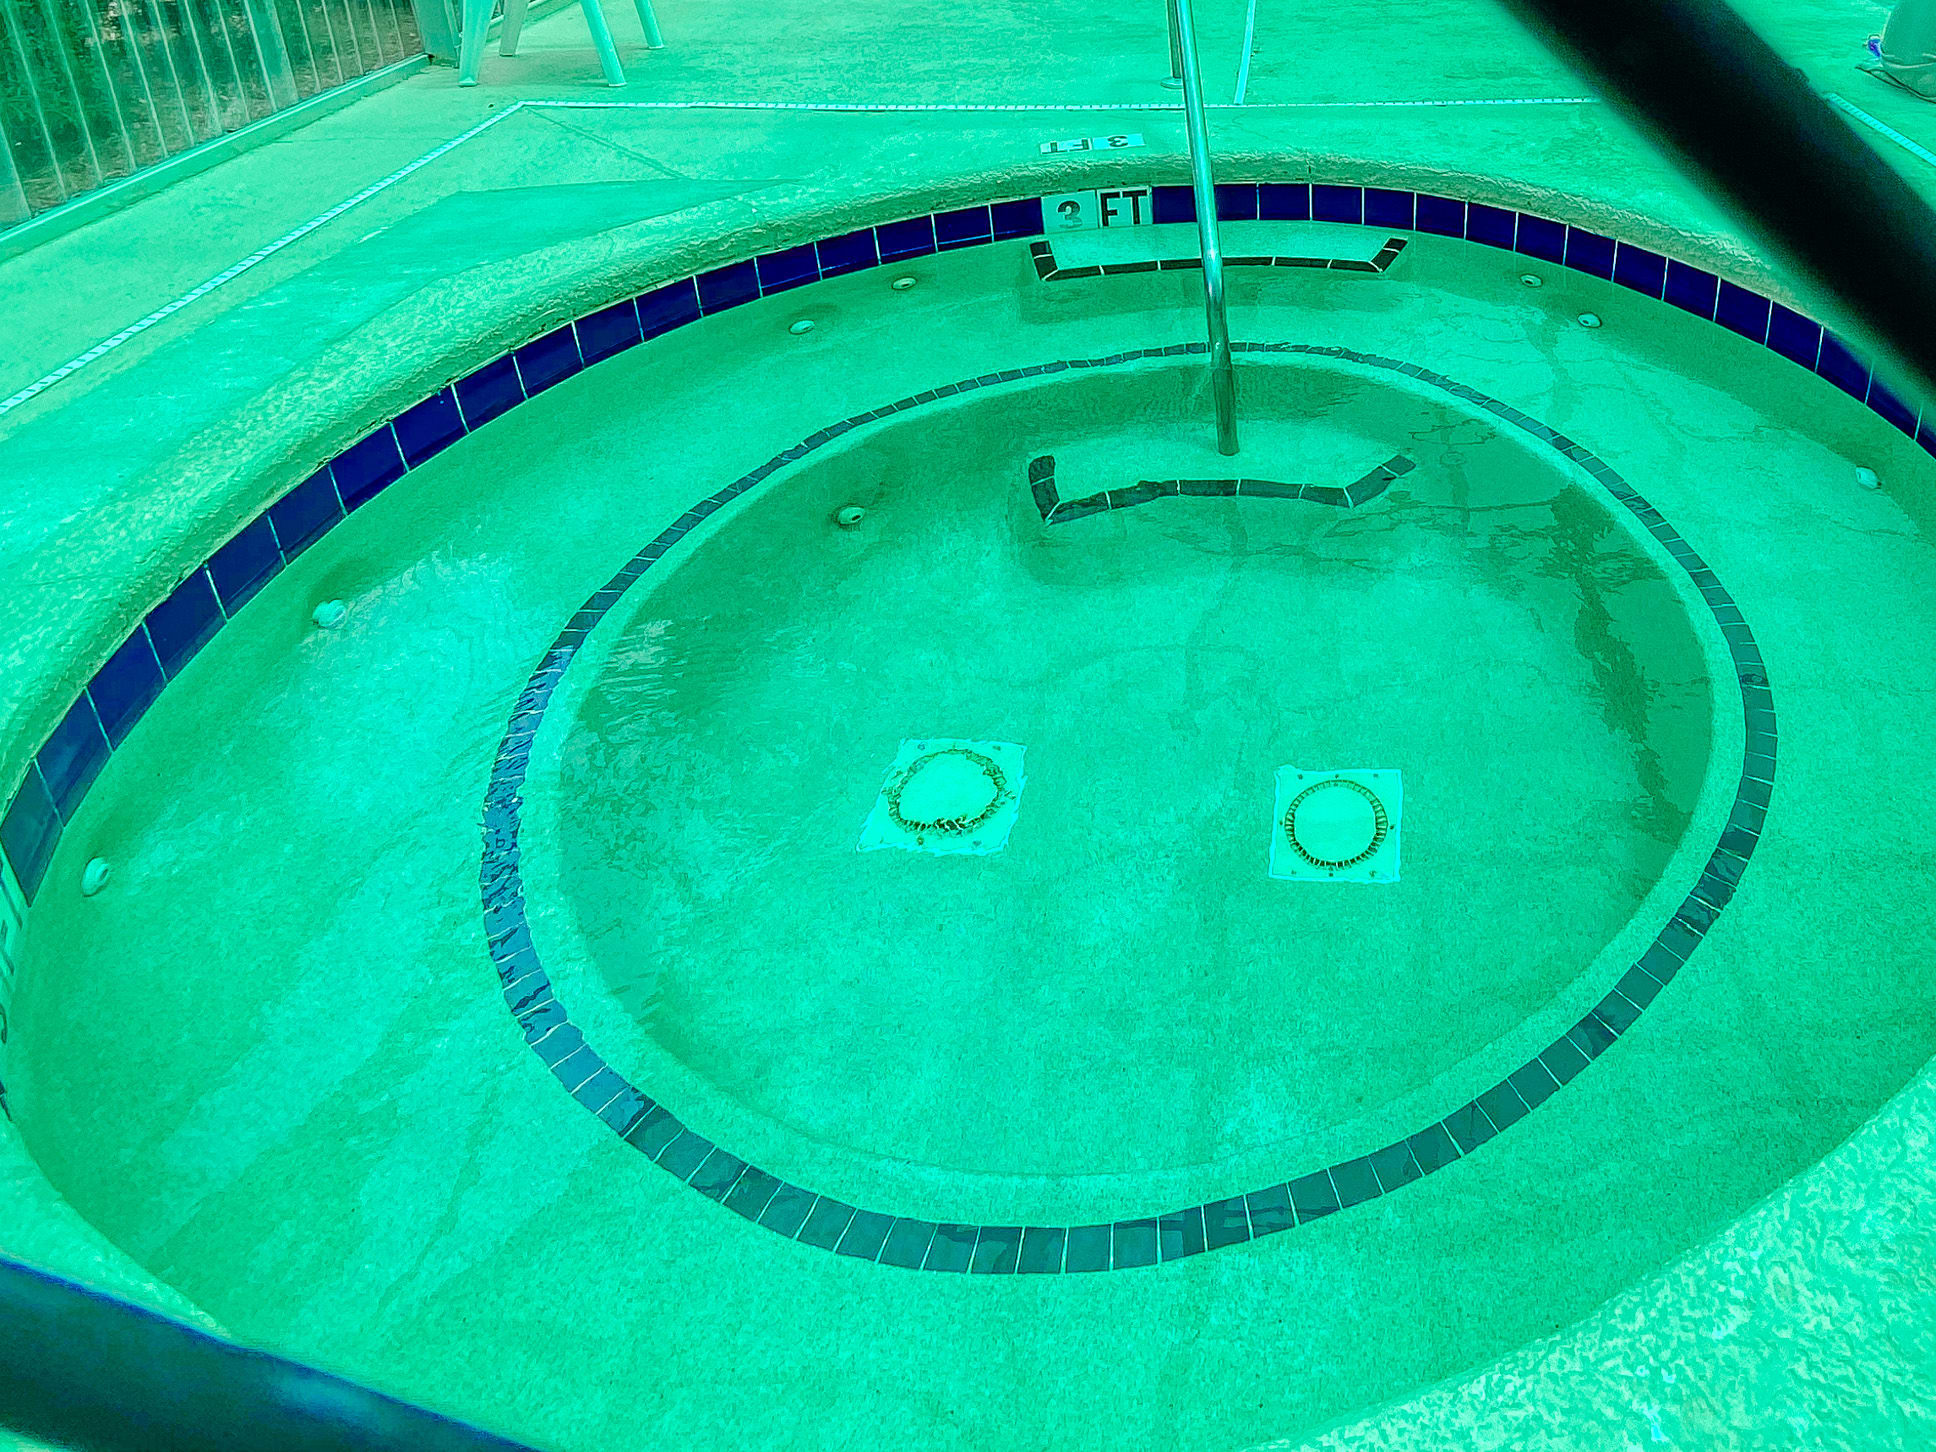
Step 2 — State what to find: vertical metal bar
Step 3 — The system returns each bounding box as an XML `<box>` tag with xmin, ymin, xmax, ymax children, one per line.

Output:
<box><xmin>376</xmin><ymin>0</ymin><xmax>409</xmax><ymax>63</ymax></box>
<box><xmin>306</xmin><ymin>0</ymin><xmax>348</xmax><ymax>86</ymax></box>
<box><xmin>24</xmin><ymin>0</ymin><xmax>106</xmax><ymax>191</ymax></box>
<box><xmin>139</xmin><ymin>0</ymin><xmax>201</xmax><ymax>145</ymax></box>
<box><xmin>1162</xmin><ymin>0</ymin><xmax>1183</xmax><ymax>88</ymax></box>
<box><xmin>1169</xmin><ymin>0</ymin><xmax>1238</xmax><ymax>455</ymax></box>
<box><xmin>68</xmin><ymin>0</ymin><xmax>145</xmax><ymax>172</ymax></box>
<box><xmin>0</xmin><ymin>0</ymin><xmax>69</xmax><ymax>206</ymax></box>
<box><xmin>238</xmin><ymin>0</ymin><xmax>301</xmax><ymax>108</ymax></box>
<box><xmin>0</xmin><ymin>108</ymin><xmax>33</xmax><ymax>225</ymax></box>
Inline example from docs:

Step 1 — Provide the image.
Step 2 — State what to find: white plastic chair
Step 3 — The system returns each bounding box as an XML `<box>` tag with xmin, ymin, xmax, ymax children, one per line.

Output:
<box><xmin>459</xmin><ymin>0</ymin><xmax>663</xmax><ymax>87</ymax></box>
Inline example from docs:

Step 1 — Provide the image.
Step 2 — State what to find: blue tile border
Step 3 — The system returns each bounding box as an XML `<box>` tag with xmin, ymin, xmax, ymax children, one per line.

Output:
<box><xmin>468</xmin><ymin>340</ymin><xmax>1776</xmax><ymax>1270</ymax></box>
<box><xmin>9</xmin><ymin>179</ymin><xmax>1920</xmax><ymax>923</ymax></box>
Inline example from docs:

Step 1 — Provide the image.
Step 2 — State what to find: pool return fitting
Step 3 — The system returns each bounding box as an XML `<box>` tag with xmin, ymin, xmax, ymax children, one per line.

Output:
<box><xmin>1168</xmin><ymin>0</ymin><xmax>1240</xmax><ymax>455</ymax></box>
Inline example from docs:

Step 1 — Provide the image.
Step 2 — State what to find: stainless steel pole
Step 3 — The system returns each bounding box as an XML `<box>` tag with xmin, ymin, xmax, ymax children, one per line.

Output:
<box><xmin>1169</xmin><ymin>0</ymin><xmax>1238</xmax><ymax>454</ymax></box>
<box><xmin>1163</xmin><ymin>1</ymin><xmax>1184</xmax><ymax>88</ymax></box>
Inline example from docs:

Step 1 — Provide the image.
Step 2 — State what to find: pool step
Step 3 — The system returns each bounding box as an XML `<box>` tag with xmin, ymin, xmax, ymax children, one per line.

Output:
<box><xmin>1027</xmin><ymin>453</ymin><xmax>1415</xmax><ymax>525</ymax></box>
<box><xmin>1030</xmin><ymin>221</ymin><xmax>1407</xmax><ymax>282</ymax></box>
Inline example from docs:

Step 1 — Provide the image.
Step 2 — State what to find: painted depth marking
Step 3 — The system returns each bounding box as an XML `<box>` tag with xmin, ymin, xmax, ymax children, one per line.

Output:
<box><xmin>1827</xmin><ymin>92</ymin><xmax>1936</xmax><ymax>171</ymax></box>
<box><xmin>2</xmin><ymin>93</ymin><xmax>1600</xmax><ymax>418</ymax></box>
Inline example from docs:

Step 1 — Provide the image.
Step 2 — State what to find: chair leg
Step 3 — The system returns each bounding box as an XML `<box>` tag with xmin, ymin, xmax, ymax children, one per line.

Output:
<box><xmin>498</xmin><ymin>0</ymin><xmax>531</xmax><ymax>54</ymax></box>
<box><xmin>633</xmin><ymin>0</ymin><xmax>664</xmax><ymax>49</ymax></box>
<box><xmin>579</xmin><ymin>0</ymin><xmax>626</xmax><ymax>85</ymax></box>
<box><xmin>457</xmin><ymin>0</ymin><xmax>494</xmax><ymax>83</ymax></box>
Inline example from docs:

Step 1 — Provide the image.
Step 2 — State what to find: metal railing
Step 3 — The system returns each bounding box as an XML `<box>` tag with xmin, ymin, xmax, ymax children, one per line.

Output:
<box><xmin>0</xmin><ymin>1252</ymin><xmax>543</xmax><ymax>1452</ymax></box>
<box><xmin>1167</xmin><ymin>0</ymin><xmax>1238</xmax><ymax>454</ymax></box>
<box><xmin>0</xmin><ymin>0</ymin><xmax>422</xmax><ymax>230</ymax></box>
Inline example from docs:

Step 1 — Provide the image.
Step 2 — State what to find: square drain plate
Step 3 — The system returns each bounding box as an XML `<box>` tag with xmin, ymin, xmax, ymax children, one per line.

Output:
<box><xmin>859</xmin><ymin>739</ymin><xmax>1026</xmax><ymax>856</ymax></box>
<box><xmin>1270</xmin><ymin>767</ymin><xmax>1402</xmax><ymax>883</ymax></box>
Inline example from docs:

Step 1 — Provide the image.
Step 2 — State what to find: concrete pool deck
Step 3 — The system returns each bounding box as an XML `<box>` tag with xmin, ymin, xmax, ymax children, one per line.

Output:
<box><xmin>3</xmin><ymin>0</ymin><xmax>1936</xmax><ymax>1447</ymax></box>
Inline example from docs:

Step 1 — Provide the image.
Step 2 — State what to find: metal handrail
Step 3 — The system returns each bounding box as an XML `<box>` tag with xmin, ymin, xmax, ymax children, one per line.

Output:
<box><xmin>0</xmin><ymin>1253</ymin><xmax>543</xmax><ymax>1452</ymax></box>
<box><xmin>1168</xmin><ymin>0</ymin><xmax>1240</xmax><ymax>455</ymax></box>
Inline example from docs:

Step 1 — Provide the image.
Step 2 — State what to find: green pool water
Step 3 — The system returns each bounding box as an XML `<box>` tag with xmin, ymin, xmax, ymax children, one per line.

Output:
<box><xmin>10</xmin><ymin>234</ymin><xmax>1936</xmax><ymax>1452</ymax></box>
<box><xmin>538</xmin><ymin>358</ymin><xmax>1710</xmax><ymax>1197</ymax></box>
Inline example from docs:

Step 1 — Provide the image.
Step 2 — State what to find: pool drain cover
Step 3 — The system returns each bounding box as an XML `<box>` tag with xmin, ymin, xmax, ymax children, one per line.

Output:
<box><xmin>1269</xmin><ymin>768</ymin><xmax>1402</xmax><ymax>882</ymax></box>
<box><xmin>859</xmin><ymin>739</ymin><xmax>1026</xmax><ymax>855</ymax></box>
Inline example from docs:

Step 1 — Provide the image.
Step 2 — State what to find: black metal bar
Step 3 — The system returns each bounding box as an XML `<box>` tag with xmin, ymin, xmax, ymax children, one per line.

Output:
<box><xmin>1495</xmin><ymin>0</ymin><xmax>1936</xmax><ymax>396</ymax></box>
<box><xmin>0</xmin><ymin>1254</ymin><xmax>545</xmax><ymax>1452</ymax></box>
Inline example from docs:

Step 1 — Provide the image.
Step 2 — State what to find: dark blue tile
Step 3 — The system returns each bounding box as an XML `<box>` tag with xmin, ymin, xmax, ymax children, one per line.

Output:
<box><xmin>1364</xmin><ymin>187</ymin><xmax>1414</xmax><ymax>229</ymax></box>
<box><xmin>1663</xmin><ymin>260</ymin><xmax>1719</xmax><ymax>318</ymax></box>
<box><xmin>1476</xmin><ymin>1080</ymin><xmax>1530</xmax><ymax>1132</ymax></box>
<box><xmin>754</xmin><ymin>1182</ymin><xmax>816</xmax><ymax>1236</ymax></box>
<box><xmin>934</xmin><ymin>205</ymin><xmax>993</xmax><ymax>249</ymax></box>
<box><xmin>1442</xmin><ymin>1101</ymin><xmax>1498</xmax><ymax>1154</ymax></box>
<box><xmin>1408</xmin><ymin>1121</ymin><xmax>1460</xmax><ymax>1173</ymax></box>
<box><xmin>391</xmin><ymin>389</ymin><xmax>465</xmax><ymax>467</ymax></box>
<box><xmin>1612</xmin><ymin>243</ymin><xmax>1667</xmax><ymax>297</ymax></box>
<box><xmin>1540</xmin><ymin>1034</ymin><xmax>1591</xmax><ymax>1084</ymax></box>
<box><xmin>991</xmin><ymin>197</ymin><xmax>1045</xmax><ymax>240</ymax></box>
<box><xmin>331</xmin><ymin>428</ymin><xmax>405</xmax><ymax>511</ymax></box>
<box><xmin>1514</xmin><ymin>213</ymin><xmax>1565</xmax><ymax>263</ymax></box>
<box><xmin>877</xmin><ymin>1218</ymin><xmax>937</xmax><ymax>1268</ymax></box>
<box><xmin>1158</xmin><ymin>1206</ymin><xmax>1205</xmax><ymax>1260</ymax></box>
<box><xmin>1464</xmin><ymin>202</ymin><xmax>1516</xmax><ymax>249</ymax></box>
<box><xmin>815</xmin><ymin>229</ymin><xmax>880</xmax><ymax>276</ymax></box>
<box><xmin>1867</xmin><ymin>376</ymin><xmax>1918</xmax><ymax>435</ymax></box>
<box><xmin>835</xmin><ymin>1209</ymin><xmax>895</xmax><ymax>1260</ymax></box>
<box><xmin>1243</xmin><ymin>1183</ymin><xmax>1294</xmax><ymax>1235</ymax></box>
<box><xmin>145</xmin><ymin>571</ymin><xmax>223</xmax><ymax>679</ymax></box>
<box><xmin>36</xmin><ymin>695</ymin><xmax>109</xmax><ymax>820</ymax></box>
<box><xmin>874</xmin><ymin>216</ymin><xmax>936</xmax><ymax>262</ymax></box>
<box><xmin>1368</xmin><ymin>1140</ymin><xmax>1420</xmax><ymax>1191</ymax></box>
<box><xmin>923</xmin><ymin>1224</ymin><xmax>978</xmax><ymax>1272</ymax></box>
<box><xmin>1765</xmin><ymin>303</ymin><xmax>1822</xmax><ymax>368</ymax></box>
<box><xmin>454</xmin><ymin>356</ymin><xmax>525</xmax><ymax>429</ymax></box>
<box><xmin>696</xmin><ymin>260</ymin><xmax>760</xmax><ymax>313</ymax></box>
<box><xmin>1716</xmin><ymin>282</ymin><xmax>1771</xmax><ymax>342</ymax></box>
<box><xmin>207</xmin><ymin>515</ymin><xmax>282</xmax><ymax>613</ymax></box>
<box><xmin>0</xmin><ymin>766</ymin><xmax>59</xmax><ymax>901</ymax></box>
<box><xmin>1311</xmin><ymin>184</ymin><xmax>1362</xmax><ymax>224</ymax></box>
<box><xmin>1330</xmin><ymin>1156</ymin><xmax>1381</xmax><ymax>1209</ymax></box>
<box><xmin>1214</xmin><ymin>183</ymin><xmax>1258</xmax><ymax>221</ymax></box>
<box><xmin>1414</xmin><ymin>193</ymin><xmax>1464</xmax><ymax>236</ymax></box>
<box><xmin>268</xmin><ymin>468</ymin><xmax>344</xmax><ymax>559</ymax></box>
<box><xmin>795</xmin><ymin>1198</ymin><xmax>856</xmax><ymax>1251</ymax></box>
<box><xmin>1258</xmin><ymin>183</ymin><xmax>1311</xmax><ymax>222</ymax></box>
<box><xmin>1064</xmin><ymin>1224</ymin><xmax>1111</xmax><ymax>1272</ymax></box>
<box><xmin>638</xmin><ymin>278</ymin><xmax>701</xmax><ymax>338</ymax></box>
<box><xmin>970</xmin><ymin>1225</ymin><xmax>1021</xmax><ymax>1273</ymax></box>
<box><xmin>1017</xmin><ymin>1225</ymin><xmax>1066</xmax><ymax>1273</ymax></box>
<box><xmin>514</xmin><ymin>326</ymin><xmax>583</xmax><ymax>395</ymax></box>
<box><xmin>1816</xmin><ymin>333</ymin><xmax>1870</xmax><ymax>399</ymax></box>
<box><xmin>755</xmin><ymin>243</ymin><xmax>820</xmax><ymax>292</ymax></box>
<box><xmin>88</xmin><ymin>630</ymin><xmax>165</xmax><ymax>747</ymax></box>
<box><xmin>1563</xmin><ymin>227</ymin><xmax>1614</xmax><ymax>278</ymax></box>
<box><xmin>1111</xmin><ymin>1218</ymin><xmax>1158</xmax><ymax>1267</ymax></box>
<box><xmin>1289</xmin><ymin>1170</ymin><xmax>1339</xmax><ymax>1222</ymax></box>
<box><xmin>573</xmin><ymin>301</ymin><xmax>643</xmax><ymax>364</ymax></box>
<box><xmin>1152</xmin><ymin>184</ymin><xmax>1195</xmax><ymax>224</ymax></box>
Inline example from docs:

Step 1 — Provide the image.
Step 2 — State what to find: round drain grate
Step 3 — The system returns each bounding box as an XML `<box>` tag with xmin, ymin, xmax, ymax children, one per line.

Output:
<box><xmin>1285</xmin><ymin>778</ymin><xmax>1391</xmax><ymax>870</ymax></box>
<box><xmin>886</xmin><ymin>746</ymin><xmax>1008</xmax><ymax>838</ymax></box>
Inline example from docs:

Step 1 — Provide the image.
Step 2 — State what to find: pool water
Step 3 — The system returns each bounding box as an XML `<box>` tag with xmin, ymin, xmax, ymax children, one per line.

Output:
<box><xmin>10</xmin><ymin>233</ymin><xmax>1936</xmax><ymax>1452</ymax></box>
<box><xmin>537</xmin><ymin>359</ymin><xmax>1711</xmax><ymax>1196</ymax></box>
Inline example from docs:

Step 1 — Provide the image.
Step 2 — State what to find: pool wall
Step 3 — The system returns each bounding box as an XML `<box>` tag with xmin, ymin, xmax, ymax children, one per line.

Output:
<box><xmin>3</xmin><ymin>180</ymin><xmax>1928</xmax><ymax>913</ymax></box>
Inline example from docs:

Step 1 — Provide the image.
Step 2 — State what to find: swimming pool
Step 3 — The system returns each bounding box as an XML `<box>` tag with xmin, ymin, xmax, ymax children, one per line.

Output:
<box><xmin>6</xmin><ymin>187</ymin><xmax>1936</xmax><ymax>1450</ymax></box>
